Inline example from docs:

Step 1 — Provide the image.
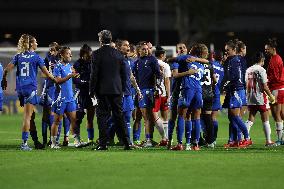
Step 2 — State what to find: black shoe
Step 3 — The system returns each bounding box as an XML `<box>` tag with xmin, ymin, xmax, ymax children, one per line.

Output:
<box><xmin>151</xmin><ymin>139</ymin><xmax>158</xmax><ymax>146</ymax></box>
<box><xmin>115</xmin><ymin>141</ymin><xmax>124</xmax><ymax>146</ymax></box>
<box><xmin>62</xmin><ymin>140</ymin><xmax>69</xmax><ymax>147</ymax></box>
<box><xmin>85</xmin><ymin>141</ymin><xmax>95</xmax><ymax>147</ymax></box>
<box><xmin>93</xmin><ymin>145</ymin><xmax>108</xmax><ymax>151</ymax></box>
<box><xmin>124</xmin><ymin>145</ymin><xmax>132</xmax><ymax>150</ymax></box>
<box><xmin>34</xmin><ymin>141</ymin><xmax>45</xmax><ymax>149</ymax></box>
<box><xmin>107</xmin><ymin>139</ymin><xmax>115</xmax><ymax>146</ymax></box>
<box><xmin>47</xmin><ymin>140</ymin><xmax>52</xmax><ymax>147</ymax></box>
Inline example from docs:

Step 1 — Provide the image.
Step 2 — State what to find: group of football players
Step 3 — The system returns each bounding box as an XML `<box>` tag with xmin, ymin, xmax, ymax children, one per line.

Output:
<box><xmin>1</xmin><ymin>33</ymin><xmax>283</xmax><ymax>151</ymax></box>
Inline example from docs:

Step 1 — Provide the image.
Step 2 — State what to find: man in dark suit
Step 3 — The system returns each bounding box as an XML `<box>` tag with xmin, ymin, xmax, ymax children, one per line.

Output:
<box><xmin>89</xmin><ymin>30</ymin><xmax>131</xmax><ymax>150</ymax></box>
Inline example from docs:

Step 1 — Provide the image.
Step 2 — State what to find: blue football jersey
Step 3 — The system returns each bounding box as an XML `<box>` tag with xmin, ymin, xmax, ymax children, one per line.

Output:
<box><xmin>53</xmin><ymin>63</ymin><xmax>74</xmax><ymax>102</ymax></box>
<box><xmin>0</xmin><ymin>63</ymin><xmax>3</xmax><ymax>94</ymax></box>
<box><xmin>223</xmin><ymin>55</ymin><xmax>244</xmax><ymax>91</ymax></box>
<box><xmin>124</xmin><ymin>57</ymin><xmax>132</xmax><ymax>96</ymax></box>
<box><xmin>44</xmin><ymin>53</ymin><xmax>59</xmax><ymax>88</ymax></box>
<box><xmin>12</xmin><ymin>51</ymin><xmax>45</xmax><ymax>91</ymax></box>
<box><xmin>187</xmin><ymin>62</ymin><xmax>205</xmax><ymax>89</ymax></box>
<box><xmin>238</xmin><ymin>55</ymin><xmax>247</xmax><ymax>86</ymax></box>
<box><xmin>133</xmin><ymin>55</ymin><xmax>160</xmax><ymax>90</ymax></box>
<box><xmin>170</xmin><ymin>61</ymin><xmax>181</xmax><ymax>93</ymax></box>
<box><xmin>176</xmin><ymin>55</ymin><xmax>204</xmax><ymax>89</ymax></box>
<box><xmin>212</xmin><ymin>60</ymin><xmax>224</xmax><ymax>95</ymax></box>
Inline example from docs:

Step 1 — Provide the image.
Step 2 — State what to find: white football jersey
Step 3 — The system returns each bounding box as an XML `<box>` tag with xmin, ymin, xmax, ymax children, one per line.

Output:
<box><xmin>245</xmin><ymin>64</ymin><xmax>268</xmax><ymax>105</ymax></box>
<box><xmin>157</xmin><ymin>60</ymin><xmax>171</xmax><ymax>97</ymax></box>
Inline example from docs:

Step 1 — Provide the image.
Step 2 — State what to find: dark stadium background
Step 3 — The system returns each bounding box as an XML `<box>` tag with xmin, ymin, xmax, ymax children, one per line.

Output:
<box><xmin>0</xmin><ymin>0</ymin><xmax>283</xmax><ymax>55</ymax></box>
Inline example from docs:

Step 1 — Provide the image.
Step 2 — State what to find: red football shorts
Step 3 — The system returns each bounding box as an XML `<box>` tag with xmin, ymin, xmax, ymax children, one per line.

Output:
<box><xmin>272</xmin><ymin>89</ymin><xmax>284</xmax><ymax>104</ymax></box>
<box><xmin>153</xmin><ymin>95</ymin><xmax>169</xmax><ymax>112</ymax></box>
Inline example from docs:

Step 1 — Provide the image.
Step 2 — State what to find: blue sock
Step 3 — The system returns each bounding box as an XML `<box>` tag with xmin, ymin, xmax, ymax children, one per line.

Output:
<box><xmin>177</xmin><ymin>115</ymin><xmax>184</xmax><ymax>144</ymax></box>
<box><xmin>213</xmin><ymin>120</ymin><xmax>218</xmax><ymax>141</ymax></box>
<box><xmin>229</xmin><ymin>116</ymin><xmax>238</xmax><ymax>141</ymax></box>
<box><xmin>237</xmin><ymin>128</ymin><xmax>242</xmax><ymax>141</ymax></box>
<box><xmin>231</xmin><ymin>115</ymin><xmax>249</xmax><ymax>139</ymax></box>
<box><xmin>145</xmin><ymin>133</ymin><xmax>151</xmax><ymax>140</ymax></box>
<box><xmin>133</xmin><ymin>122</ymin><xmax>141</xmax><ymax>141</ymax></box>
<box><xmin>87</xmin><ymin>128</ymin><xmax>94</xmax><ymax>141</ymax></box>
<box><xmin>150</xmin><ymin>131</ymin><xmax>153</xmax><ymax>140</ymax></box>
<box><xmin>124</xmin><ymin>111</ymin><xmax>132</xmax><ymax>143</ymax></box>
<box><xmin>56</xmin><ymin>121</ymin><xmax>62</xmax><ymax>143</ymax></box>
<box><xmin>229</xmin><ymin>122</ymin><xmax>234</xmax><ymax>142</ymax></box>
<box><xmin>185</xmin><ymin>120</ymin><xmax>192</xmax><ymax>144</ymax></box>
<box><xmin>22</xmin><ymin>131</ymin><xmax>29</xmax><ymax>144</ymax></box>
<box><xmin>63</xmin><ymin>116</ymin><xmax>70</xmax><ymax>137</ymax></box>
<box><xmin>194</xmin><ymin>119</ymin><xmax>201</xmax><ymax>144</ymax></box>
<box><xmin>228</xmin><ymin>114</ymin><xmax>234</xmax><ymax>142</ymax></box>
<box><xmin>168</xmin><ymin>119</ymin><xmax>175</xmax><ymax>141</ymax></box>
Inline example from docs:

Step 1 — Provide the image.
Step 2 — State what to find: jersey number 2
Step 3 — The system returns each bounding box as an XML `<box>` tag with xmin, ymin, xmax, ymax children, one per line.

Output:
<box><xmin>20</xmin><ymin>62</ymin><xmax>30</xmax><ymax>76</ymax></box>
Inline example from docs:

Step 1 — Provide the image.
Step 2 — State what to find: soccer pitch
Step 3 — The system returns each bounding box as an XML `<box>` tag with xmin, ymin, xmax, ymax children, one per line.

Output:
<box><xmin>0</xmin><ymin>113</ymin><xmax>283</xmax><ymax>189</ymax></box>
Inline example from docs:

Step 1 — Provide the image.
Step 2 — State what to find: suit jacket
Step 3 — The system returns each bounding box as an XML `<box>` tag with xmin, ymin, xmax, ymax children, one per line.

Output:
<box><xmin>89</xmin><ymin>45</ymin><xmax>126</xmax><ymax>96</ymax></box>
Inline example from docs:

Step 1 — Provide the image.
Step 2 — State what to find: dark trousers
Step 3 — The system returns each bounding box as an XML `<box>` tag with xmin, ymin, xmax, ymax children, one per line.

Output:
<box><xmin>96</xmin><ymin>94</ymin><xmax>130</xmax><ymax>147</ymax></box>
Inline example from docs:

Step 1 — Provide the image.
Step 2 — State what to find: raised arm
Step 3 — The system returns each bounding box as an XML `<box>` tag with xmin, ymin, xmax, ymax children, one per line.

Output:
<box><xmin>40</xmin><ymin>66</ymin><xmax>57</xmax><ymax>84</ymax></box>
<box><xmin>54</xmin><ymin>68</ymin><xmax>78</xmax><ymax>84</ymax></box>
<box><xmin>186</xmin><ymin>57</ymin><xmax>209</xmax><ymax>64</ymax></box>
<box><xmin>171</xmin><ymin>68</ymin><xmax>198</xmax><ymax>78</ymax></box>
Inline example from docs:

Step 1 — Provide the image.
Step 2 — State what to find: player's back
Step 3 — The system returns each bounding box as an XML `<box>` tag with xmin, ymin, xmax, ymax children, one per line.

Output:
<box><xmin>0</xmin><ymin>63</ymin><xmax>3</xmax><ymax>94</ymax></box>
<box><xmin>14</xmin><ymin>51</ymin><xmax>44</xmax><ymax>91</ymax></box>
<box><xmin>187</xmin><ymin>61</ymin><xmax>204</xmax><ymax>89</ymax></box>
<box><xmin>245</xmin><ymin>65</ymin><xmax>267</xmax><ymax>105</ymax></box>
<box><xmin>176</xmin><ymin>55</ymin><xmax>204</xmax><ymax>89</ymax></box>
<box><xmin>201</xmin><ymin>63</ymin><xmax>214</xmax><ymax>99</ymax></box>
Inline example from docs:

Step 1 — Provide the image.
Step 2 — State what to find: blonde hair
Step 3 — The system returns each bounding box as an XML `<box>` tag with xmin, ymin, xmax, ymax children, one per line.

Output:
<box><xmin>17</xmin><ymin>34</ymin><xmax>35</xmax><ymax>53</ymax></box>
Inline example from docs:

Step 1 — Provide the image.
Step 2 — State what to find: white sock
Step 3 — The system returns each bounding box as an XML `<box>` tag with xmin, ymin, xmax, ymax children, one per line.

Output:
<box><xmin>51</xmin><ymin>136</ymin><xmax>56</xmax><ymax>145</ymax></box>
<box><xmin>163</xmin><ymin>121</ymin><xmax>168</xmax><ymax>139</ymax></box>
<box><xmin>276</xmin><ymin>121</ymin><xmax>283</xmax><ymax>141</ymax></box>
<box><xmin>155</xmin><ymin>117</ymin><xmax>165</xmax><ymax>138</ymax></box>
<box><xmin>263</xmin><ymin>121</ymin><xmax>272</xmax><ymax>143</ymax></box>
<box><xmin>245</xmin><ymin>120</ymin><xmax>254</xmax><ymax>133</ymax></box>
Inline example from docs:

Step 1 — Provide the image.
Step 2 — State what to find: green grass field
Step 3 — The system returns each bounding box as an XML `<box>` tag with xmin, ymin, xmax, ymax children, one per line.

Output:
<box><xmin>0</xmin><ymin>113</ymin><xmax>284</xmax><ymax>189</ymax></box>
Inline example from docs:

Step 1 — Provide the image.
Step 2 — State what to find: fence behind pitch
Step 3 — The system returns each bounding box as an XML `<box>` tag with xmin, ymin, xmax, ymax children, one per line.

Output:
<box><xmin>0</xmin><ymin>46</ymin><xmax>176</xmax><ymax>114</ymax></box>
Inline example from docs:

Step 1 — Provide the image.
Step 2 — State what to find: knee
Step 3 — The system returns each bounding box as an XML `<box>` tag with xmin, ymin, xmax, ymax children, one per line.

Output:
<box><xmin>53</xmin><ymin>116</ymin><xmax>61</xmax><ymax>126</ymax></box>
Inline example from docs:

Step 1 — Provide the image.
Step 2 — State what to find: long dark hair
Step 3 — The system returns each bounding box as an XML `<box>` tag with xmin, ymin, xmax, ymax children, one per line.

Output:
<box><xmin>79</xmin><ymin>44</ymin><xmax>92</xmax><ymax>58</ymax></box>
<box><xmin>266</xmin><ymin>38</ymin><xmax>277</xmax><ymax>48</ymax></box>
<box><xmin>253</xmin><ymin>52</ymin><xmax>265</xmax><ymax>63</ymax></box>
